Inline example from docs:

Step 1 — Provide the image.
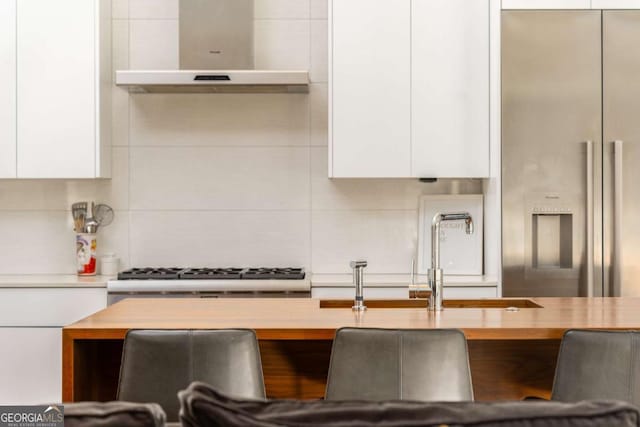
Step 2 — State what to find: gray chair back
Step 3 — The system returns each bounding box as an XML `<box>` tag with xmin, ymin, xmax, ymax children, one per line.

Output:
<box><xmin>552</xmin><ymin>329</ymin><xmax>640</xmax><ymax>405</ymax></box>
<box><xmin>325</xmin><ymin>327</ymin><xmax>473</xmax><ymax>401</ymax></box>
<box><xmin>117</xmin><ymin>329</ymin><xmax>265</xmax><ymax>422</ymax></box>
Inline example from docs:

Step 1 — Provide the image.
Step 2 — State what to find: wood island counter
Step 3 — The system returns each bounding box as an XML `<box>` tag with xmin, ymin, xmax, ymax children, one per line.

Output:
<box><xmin>63</xmin><ymin>297</ymin><xmax>640</xmax><ymax>403</ymax></box>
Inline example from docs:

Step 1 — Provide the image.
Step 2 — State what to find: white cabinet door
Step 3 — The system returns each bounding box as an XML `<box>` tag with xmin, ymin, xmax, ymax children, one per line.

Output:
<box><xmin>312</xmin><ymin>286</ymin><xmax>498</xmax><ymax>299</ymax></box>
<box><xmin>312</xmin><ymin>287</ymin><xmax>411</xmax><ymax>299</ymax></box>
<box><xmin>17</xmin><ymin>0</ymin><xmax>97</xmax><ymax>178</ymax></box>
<box><xmin>330</xmin><ymin>0</ymin><xmax>411</xmax><ymax>177</ymax></box>
<box><xmin>0</xmin><ymin>0</ymin><xmax>16</xmax><ymax>178</ymax></box>
<box><xmin>0</xmin><ymin>328</ymin><xmax>61</xmax><ymax>404</ymax></box>
<box><xmin>411</xmin><ymin>0</ymin><xmax>490</xmax><ymax>178</ymax></box>
<box><xmin>443</xmin><ymin>286</ymin><xmax>498</xmax><ymax>298</ymax></box>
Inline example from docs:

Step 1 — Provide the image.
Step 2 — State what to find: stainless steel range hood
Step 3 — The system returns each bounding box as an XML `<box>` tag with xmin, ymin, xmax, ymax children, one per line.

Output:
<box><xmin>116</xmin><ymin>0</ymin><xmax>309</xmax><ymax>94</ymax></box>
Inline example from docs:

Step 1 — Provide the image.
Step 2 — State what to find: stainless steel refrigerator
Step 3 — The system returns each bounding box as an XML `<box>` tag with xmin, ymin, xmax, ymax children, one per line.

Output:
<box><xmin>502</xmin><ymin>10</ymin><xmax>640</xmax><ymax>297</ymax></box>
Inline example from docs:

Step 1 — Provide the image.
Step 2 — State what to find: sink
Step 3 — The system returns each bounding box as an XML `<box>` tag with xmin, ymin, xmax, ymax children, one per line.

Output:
<box><xmin>319</xmin><ymin>299</ymin><xmax>543</xmax><ymax>309</ymax></box>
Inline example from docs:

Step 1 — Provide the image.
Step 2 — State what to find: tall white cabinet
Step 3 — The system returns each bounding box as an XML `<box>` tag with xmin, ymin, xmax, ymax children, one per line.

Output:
<box><xmin>411</xmin><ymin>0</ymin><xmax>490</xmax><ymax>178</ymax></box>
<box><xmin>1</xmin><ymin>0</ymin><xmax>111</xmax><ymax>179</ymax></box>
<box><xmin>0</xmin><ymin>0</ymin><xmax>16</xmax><ymax>178</ymax></box>
<box><xmin>329</xmin><ymin>0</ymin><xmax>491</xmax><ymax>178</ymax></box>
<box><xmin>330</xmin><ymin>0</ymin><xmax>411</xmax><ymax>177</ymax></box>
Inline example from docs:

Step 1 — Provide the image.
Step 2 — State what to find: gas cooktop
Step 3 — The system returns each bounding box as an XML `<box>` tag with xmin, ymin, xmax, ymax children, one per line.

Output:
<box><xmin>117</xmin><ymin>267</ymin><xmax>306</xmax><ymax>281</ymax></box>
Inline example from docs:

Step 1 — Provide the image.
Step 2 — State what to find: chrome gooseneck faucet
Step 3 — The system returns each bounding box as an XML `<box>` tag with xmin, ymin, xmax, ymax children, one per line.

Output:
<box><xmin>429</xmin><ymin>213</ymin><xmax>474</xmax><ymax>311</ymax></box>
<box><xmin>350</xmin><ymin>260</ymin><xmax>367</xmax><ymax>311</ymax></box>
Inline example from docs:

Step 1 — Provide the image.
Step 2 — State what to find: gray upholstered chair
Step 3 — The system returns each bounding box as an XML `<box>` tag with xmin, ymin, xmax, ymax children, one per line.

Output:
<box><xmin>117</xmin><ymin>329</ymin><xmax>266</xmax><ymax>422</ymax></box>
<box><xmin>325</xmin><ymin>327</ymin><xmax>473</xmax><ymax>401</ymax></box>
<box><xmin>552</xmin><ymin>329</ymin><xmax>640</xmax><ymax>405</ymax></box>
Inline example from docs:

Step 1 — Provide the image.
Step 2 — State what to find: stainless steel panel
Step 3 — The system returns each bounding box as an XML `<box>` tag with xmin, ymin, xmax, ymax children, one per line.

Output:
<box><xmin>180</xmin><ymin>0</ymin><xmax>254</xmax><ymax>70</ymax></box>
<box><xmin>502</xmin><ymin>11</ymin><xmax>602</xmax><ymax>297</ymax></box>
<box><xmin>603</xmin><ymin>11</ymin><xmax>640</xmax><ymax>297</ymax></box>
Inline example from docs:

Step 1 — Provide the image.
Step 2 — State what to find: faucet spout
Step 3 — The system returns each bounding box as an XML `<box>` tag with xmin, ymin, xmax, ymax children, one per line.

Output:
<box><xmin>429</xmin><ymin>212</ymin><xmax>474</xmax><ymax>312</ymax></box>
<box><xmin>350</xmin><ymin>260</ymin><xmax>367</xmax><ymax>311</ymax></box>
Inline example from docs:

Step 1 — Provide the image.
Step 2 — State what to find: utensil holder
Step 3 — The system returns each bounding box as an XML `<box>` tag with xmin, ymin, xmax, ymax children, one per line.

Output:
<box><xmin>76</xmin><ymin>233</ymin><xmax>97</xmax><ymax>276</ymax></box>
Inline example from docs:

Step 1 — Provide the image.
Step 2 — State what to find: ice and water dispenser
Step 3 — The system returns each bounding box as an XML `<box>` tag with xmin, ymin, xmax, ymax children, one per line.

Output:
<box><xmin>525</xmin><ymin>194</ymin><xmax>580</xmax><ymax>280</ymax></box>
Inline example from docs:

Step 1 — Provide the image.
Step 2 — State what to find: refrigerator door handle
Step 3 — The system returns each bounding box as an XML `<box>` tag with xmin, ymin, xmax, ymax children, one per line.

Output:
<box><xmin>586</xmin><ymin>140</ymin><xmax>595</xmax><ymax>297</ymax></box>
<box><xmin>613</xmin><ymin>140</ymin><xmax>624</xmax><ymax>296</ymax></box>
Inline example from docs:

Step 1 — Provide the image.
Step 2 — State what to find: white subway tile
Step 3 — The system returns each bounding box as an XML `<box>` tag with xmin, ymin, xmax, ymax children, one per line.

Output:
<box><xmin>310</xmin><ymin>84</ymin><xmax>328</xmax><ymax>146</ymax></box>
<box><xmin>310</xmin><ymin>20</ymin><xmax>328</xmax><ymax>82</ymax></box>
<box><xmin>0</xmin><ymin>148</ymin><xmax>129</xmax><ymax>211</ymax></box>
<box><xmin>112</xmin><ymin>20</ymin><xmax>130</xmax><ymax>147</ymax></box>
<box><xmin>112</xmin><ymin>87</ymin><xmax>130</xmax><ymax>147</ymax></box>
<box><xmin>311</xmin><ymin>210</ymin><xmax>418</xmax><ymax>274</ymax></box>
<box><xmin>255</xmin><ymin>0</ymin><xmax>310</xmax><ymax>19</ymax></box>
<box><xmin>93</xmin><ymin>147</ymin><xmax>130</xmax><ymax>211</ymax></box>
<box><xmin>311</xmin><ymin>148</ymin><xmax>483</xmax><ymax>211</ymax></box>
<box><xmin>129</xmin><ymin>20</ymin><xmax>179</xmax><ymax>70</ymax></box>
<box><xmin>311</xmin><ymin>0</ymin><xmax>328</xmax><ymax>19</ymax></box>
<box><xmin>129</xmin><ymin>0</ymin><xmax>179</xmax><ymax>19</ymax></box>
<box><xmin>130</xmin><ymin>211</ymin><xmax>310</xmax><ymax>267</ymax></box>
<box><xmin>311</xmin><ymin>147</ymin><xmax>422</xmax><ymax>210</ymax></box>
<box><xmin>254</xmin><ymin>20</ymin><xmax>310</xmax><ymax>70</ymax></box>
<box><xmin>130</xmin><ymin>147</ymin><xmax>310</xmax><ymax>210</ymax></box>
<box><xmin>130</xmin><ymin>93</ymin><xmax>309</xmax><ymax>146</ymax></box>
<box><xmin>0</xmin><ymin>212</ymin><xmax>76</xmax><ymax>274</ymax></box>
<box><xmin>112</xmin><ymin>19</ymin><xmax>129</xmax><ymax>72</ymax></box>
<box><xmin>112</xmin><ymin>0</ymin><xmax>129</xmax><ymax>19</ymax></box>
<box><xmin>97</xmin><ymin>212</ymin><xmax>130</xmax><ymax>271</ymax></box>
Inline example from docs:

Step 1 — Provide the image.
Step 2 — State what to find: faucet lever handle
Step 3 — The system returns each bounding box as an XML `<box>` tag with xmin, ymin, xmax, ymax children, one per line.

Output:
<box><xmin>350</xmin><ymin>260</ymin><xmax>368</xmax><ymax>269</ymax></box>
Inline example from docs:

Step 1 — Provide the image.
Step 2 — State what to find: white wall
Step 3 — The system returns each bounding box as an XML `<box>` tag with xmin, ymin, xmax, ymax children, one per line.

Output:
<box><xmin>0</xmin><ymin>0</ymin><xmax>482</xmax><ymax>275</ymax></box>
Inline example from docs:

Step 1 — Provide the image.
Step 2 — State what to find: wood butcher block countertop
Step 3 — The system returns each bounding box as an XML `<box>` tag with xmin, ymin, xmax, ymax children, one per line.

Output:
<box><xmin>64</xmin><ymin>297</ymin><xmax>640</xmax><ymax>340</ymax></box>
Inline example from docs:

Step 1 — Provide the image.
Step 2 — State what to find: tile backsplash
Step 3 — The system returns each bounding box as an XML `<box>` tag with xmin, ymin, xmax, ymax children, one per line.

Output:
<box><xmin>0</xmin><ymin>0</ymin><xmax>482</xmax><ymax>275</ymax></box>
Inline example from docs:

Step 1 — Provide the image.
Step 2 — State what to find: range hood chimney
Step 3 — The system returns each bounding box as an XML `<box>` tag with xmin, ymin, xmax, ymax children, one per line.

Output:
<box><xmin>179</xmin><ymin>0</ymin><xmax>254</xmax><ymax>70</ymax></box>
<box><xmin>116</xmin><ymin>0</ymin><xmax>309</xmax><ymax>94</ymax></box>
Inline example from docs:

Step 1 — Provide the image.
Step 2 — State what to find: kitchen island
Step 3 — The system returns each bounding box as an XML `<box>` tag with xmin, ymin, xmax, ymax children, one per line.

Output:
<box><xmin>63</xmin><ymin>297</ymin><xmax>640</xmax><ymax>403</ymax></box>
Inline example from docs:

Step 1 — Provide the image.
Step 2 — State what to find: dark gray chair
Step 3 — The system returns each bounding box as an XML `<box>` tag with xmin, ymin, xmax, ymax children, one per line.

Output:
<box><xmin>117</xmin><ymin>329</ymin><xmax>266</xmax><ymax>422</ymax></box>
<box><xmin>552</xmin><ymin>329</ymin><xmax>640</xmax><ymax>405</ymax></box>
<box><xmin>325</xmin><ymin>327</ymin><xmax>473</xmax><ymax>401</ymax></box>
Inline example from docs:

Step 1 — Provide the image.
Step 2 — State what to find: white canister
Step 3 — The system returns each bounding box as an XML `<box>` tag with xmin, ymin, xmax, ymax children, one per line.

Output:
<box><xmin>76</xmin><ymin>233</ymin><xmax>97</xmax><ymax>276</ymax></box>
<box><xmin>100</xmin><ymin>253</ymin><xmax>119</xmax><ymax>276</ymax></box>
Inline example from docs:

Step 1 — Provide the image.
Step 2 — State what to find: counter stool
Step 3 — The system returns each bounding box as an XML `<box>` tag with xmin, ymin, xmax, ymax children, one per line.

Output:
<box><xmin>325</xmin><ymin>327</ymin><xmax>473</xmax><ymax>401</ymax></box>
<box><xmin>117</xmin><ymin>329</ymin><xmax>266</xmax><ymax>422</ymax></box>
<box><xmin>552</xmin><ymin>329</ymin><xmax>640</xmax><ymax>405</ymax></box>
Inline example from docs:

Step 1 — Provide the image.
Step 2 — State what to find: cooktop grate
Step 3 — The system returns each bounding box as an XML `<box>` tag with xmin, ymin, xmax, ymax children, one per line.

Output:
<box><xmin>117</xmin><ymin>267</ymin><xmax>306</xmax><ymax>280</ymax></box>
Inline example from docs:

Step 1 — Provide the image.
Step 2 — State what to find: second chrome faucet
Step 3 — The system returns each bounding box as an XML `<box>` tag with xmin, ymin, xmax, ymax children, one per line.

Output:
<box><xmin>350</xmin><ymin>260</ymin><xmax>367</xmax><ymax>311</ymax></box>
<box><xmin>429</xmin><ymin>212</ymin><xmax>474</xmax><ymax>312</ymax></box>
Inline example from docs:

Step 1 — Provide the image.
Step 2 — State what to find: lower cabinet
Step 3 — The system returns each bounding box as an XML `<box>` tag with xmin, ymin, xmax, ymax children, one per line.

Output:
<box><xmin>312</xmin><ymin>286</ymin><xmax>498</xmax><ymax>299</ymax></box>
<box><xmin>0</xmin><ymin>287</ymin><xmax>107</xmax><ymax>404</ymax></box>
<box><xmin>0</xmin><ymin>328</ymin><xmax>61</xmax><ymax>404</ymax></box>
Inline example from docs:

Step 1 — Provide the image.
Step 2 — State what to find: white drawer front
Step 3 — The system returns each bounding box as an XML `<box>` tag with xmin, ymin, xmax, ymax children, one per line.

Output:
<box><xmin>312</xmin><ymin>286</ymin><xmax>498</xmax><ymax>300</ymax></box>
<box><xmin>0</xmin><ymin>328</ymin><xmax>61</xmax><ymax>404</ymax></box>
<box><xmin>312</xmin><ymin>287</ymin><xmax>410</xmax><ymax>300</ymax></box>
<box><xmin>444</xmin><ymin>287</ymin><xmax>498</xmax><ymax>299</ymax></box>
<box><xmin>0</xmin><ymin>288</ymin><xmax>106</xmax><ymax>326</ymax></box>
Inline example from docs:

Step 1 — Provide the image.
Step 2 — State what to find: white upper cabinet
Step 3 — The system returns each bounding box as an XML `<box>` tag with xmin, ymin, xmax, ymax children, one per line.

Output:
<box><xmin>11</xmin><ymin>0</ymin><xmax>111</xmax><ymax>179</ymax></box>
<box><xmin>329</xmin><ymin>0</ymin><xmax>490</xmax><ymax>178</ymax></box>
<box><xmin>0</xmin><ymin>0</ymin><xmax>16</xmax><ymax>178</ymax></box>
<box><xmin>330</xmin><ymin>0</ymin><xmax>411</xmax><ymax>178</ymax></box>
<box><xmin>411</xmin><ymin>0</ymin><xmax>490</xmax><ymax>178</ymax></box>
